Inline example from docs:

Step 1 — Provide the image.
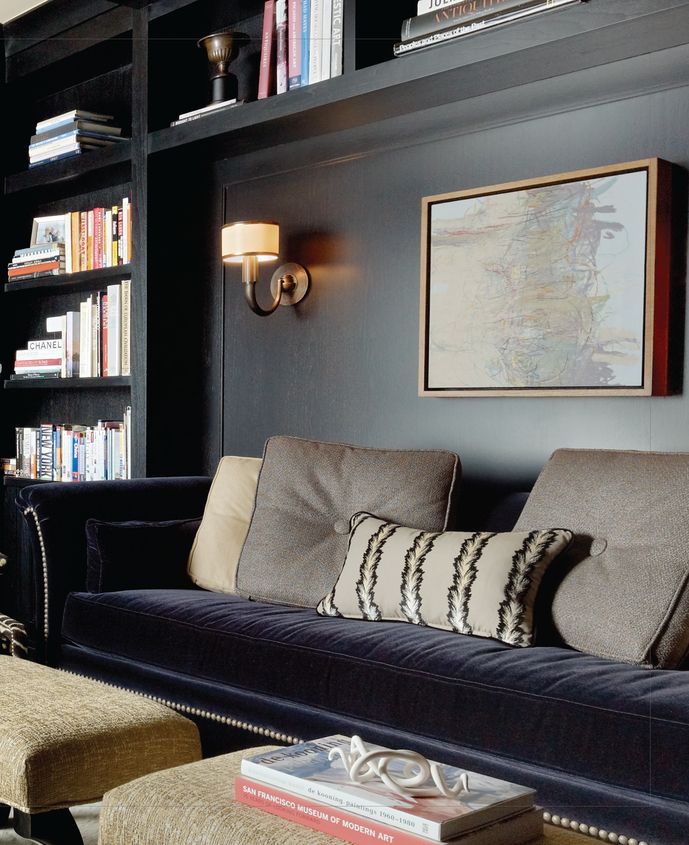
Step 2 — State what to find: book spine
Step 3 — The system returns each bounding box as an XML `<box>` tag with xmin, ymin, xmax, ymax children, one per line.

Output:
<box><xmin>301</xmin><ymin>0</ymin><xmax>310</xmax><ymax>85</ymax></box>
<box><xmin>79</xmin><ymin>299</ymin><xmax>91</xmax><ymax>377</ymax></box>
<box><xmin>402</xmin><ymin>0</ymin><xmax>529</xmax><ymax>40</ymax></box>
<box><xmin>309</xmin><ymin>0</ymin><xmax>322</xmax><ymax>83</ymax></box>
<box><xmin>28</xmin><ymin>149</ymin><xmax>83</xmax><ymax>167</ymax></box>
<box><xmin>92</xmin><ymin>297</ymin><xmax>99</xmax><ymax>377</ymax></box>
<box><xmin>288</xmin><ymin>0</ymin><xmax>302</xmax><ymax>88</ymax></box>
<box><xmin>120</xmin><ymin>279</ymin><xmax>131</xmax><ymax>377</ymax></box>
<box><xmin>80</xmin><ymin>212</ymin><xmax>88</xmax><ymax>270</ymax></box>
<box><xmin>39</xmin><ymin>424</ymin><xmax>54</xmax><ymax>480</ymax></box>
<box><xmin>258</xmin><ymin>1</ymin><xmax>276</xmax><ymax>99</ymax></box>
<box><xmin>276</xmin><ymin>0</ymin><xmax>288</xmax><ymax>94</ymax></box>
<box><xmin>239</xmin><ymin>761</ymin><xmax>442</xmax><ymax>838</ymax></box>
<box><xmin>102</xmin><ymin>294</ymin><xmax>109</xmax><ymax>377</ymax></box>
<box><xmin>111</xmin><ymin>204</ymin><xmax>119</xmax><ymax>266</ymax></box>
<box><xmin>71</xmin><ymin>211</ymin><xmax>80</xmax><ymax>272</ymax></box>
<box><xmin>65</xmin><ymin>311</ymin><xmax>80</xmax><ymax>378</ymax></box>
<box><xmin>104</xmin><ymin>209</ymin><xmax>113</xmax><ymax>268</ymax></box>
<box><xmin>94</xmin><ymin>208</ymin><xmax>104</xmax><ymax>269</ymax></box>
<box><xmin>235</xmin><ymin>777</ymin><xmax>436</xmax><ymax>845</ymax></box>
<box><xmin>87</xmin><ymin>210</ymin><xmax>94</xmax><ymax>270</ymax></box>
<box><xmin>394</xmin><ymin>0</ymin><xmax>581</xmax><ymax>54</ymax></box>
<box><xmin>8</xmin><ymin>261</ymin><xmax>64</xmax><ymax>277</ymax></box>
<box><xmin>331</xmin><ymin>0</ymin><xmax>343</xmax><ymax>78</ymax></box>
<box><xmin>107</xmin><ymin>283</ymin><xmax>122</xmax><ymax>377</ymax></box>
<box><xmin>14</xmin><ymin>359</ymin><xmax>62</xmax><ymax>368</ymax></box>
<box><xmin>320</xmin><ymin>0</ymin><xmax>333</xmax><ymax>82</ymax></box>
<box><xmin>117</xmin><ymin>207</ymin><xmax>124</xmax><ymax>264</ymax></box>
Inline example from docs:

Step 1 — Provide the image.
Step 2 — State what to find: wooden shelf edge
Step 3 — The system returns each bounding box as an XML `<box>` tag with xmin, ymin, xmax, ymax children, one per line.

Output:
<box><xmin>4</xmin><ymin>142</ymin><xmax>132</xmax><ymax>196</ymax></box>
<box><xmin>5</xmin><ymin>264</ymin><xmax>133</xmax><ymax>294</ymax></box>
<box><xmin>3</xmin><ymin>377</ymin><xmax>132</xmax><ymax>390</ymax></box>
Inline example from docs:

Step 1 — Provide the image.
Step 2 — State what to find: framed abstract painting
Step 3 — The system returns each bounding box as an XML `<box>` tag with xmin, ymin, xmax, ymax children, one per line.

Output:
<box><xmin>419</xmin><ymin>159</ymin><xmax>673</xmax><ymax>396</ymax></box>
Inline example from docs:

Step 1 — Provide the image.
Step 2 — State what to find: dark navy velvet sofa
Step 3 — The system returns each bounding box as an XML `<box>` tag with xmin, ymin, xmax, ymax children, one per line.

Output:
<box><xmin>15</xmin><ymin>478</ymin><xmax>689</xmax><ymax>845</ymax></box>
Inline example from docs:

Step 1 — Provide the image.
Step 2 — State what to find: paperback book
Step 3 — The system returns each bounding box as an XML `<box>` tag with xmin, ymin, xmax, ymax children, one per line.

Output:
<box><xmin>235</xmin><ymin>776</ymin><xmax>543</xmax><ymax>845</ymax></box>
<box><xmin>240</xmin><ymin>736</ymin><xmax>535</xmax><ymax>841</ymax></box>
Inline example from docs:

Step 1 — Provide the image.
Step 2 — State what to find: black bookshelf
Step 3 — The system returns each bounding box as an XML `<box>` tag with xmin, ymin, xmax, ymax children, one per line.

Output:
<box><xmin>4</xmin><ymin>264</ymin><xmax>133</xmax><ymax>294</ymax></box>
<box><xmin>3</xmin><ymin>377</ymin><xmax>131</xmax><ymax>390</ymax></box>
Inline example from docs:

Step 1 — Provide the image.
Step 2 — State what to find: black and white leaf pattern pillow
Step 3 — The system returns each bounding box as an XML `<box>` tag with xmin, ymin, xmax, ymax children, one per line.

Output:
<box><xmin>317</xmin><ymin>513</ymin><xmax>572</xmax><ymax>648</ymax></box>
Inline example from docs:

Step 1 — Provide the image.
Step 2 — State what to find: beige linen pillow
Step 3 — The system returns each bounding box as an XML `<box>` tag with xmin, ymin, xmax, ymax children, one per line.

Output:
<box><xmin>318</xmin><ymin>512</ymin><xmax>572</xmax><ymax>647</ymax></box>
<box><xmin>187</xmin><ymin>456</ymin><xmax>262</xmax><ymax>593</ymax></box>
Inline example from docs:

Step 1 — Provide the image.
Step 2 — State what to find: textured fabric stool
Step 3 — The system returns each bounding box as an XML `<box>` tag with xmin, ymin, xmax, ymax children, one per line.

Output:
<box><xmin>99</xmin><ymin>745</ymin><xmax>590</xmax><ymax>845</ymax></box>
<box><xmin>0</xmin><ymin>656</ymin><xmax>201</xmax><ymax>845</ymax></box>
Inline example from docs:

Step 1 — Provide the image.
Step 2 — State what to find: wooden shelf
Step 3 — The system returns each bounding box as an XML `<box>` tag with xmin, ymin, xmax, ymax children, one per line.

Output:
<box><xmin>4</xmin><ymin>142</ymin><xmax>132</xmax><ymax>196</ymax></box>
<box><xmin>4</xmin><ymin>264</ymin><xmax>133</xmax><ymax>294</ymax></box>
<box><xmin>3</xmin><ymin>377</ymin><xmax>131</xmax><ymax>390</ymax></box>
<box><xmin>148</xmin><ymin>3</ymin><xmax>689</xmax><ymax>159</ymax></box>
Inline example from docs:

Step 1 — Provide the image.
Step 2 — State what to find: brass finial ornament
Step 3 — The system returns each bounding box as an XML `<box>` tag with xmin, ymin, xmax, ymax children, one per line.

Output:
<box><xmin>197</xmin><ymin>30</ymin><xmax>243</xmax><ymax>104</ymax></box>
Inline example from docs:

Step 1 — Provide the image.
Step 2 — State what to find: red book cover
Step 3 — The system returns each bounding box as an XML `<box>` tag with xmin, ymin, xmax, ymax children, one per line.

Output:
<box><xmin>101</xmin><ymin>294</ymin><xmax>109</xmax><ymax>377</ymax></box>
<box><xmin>14</xmin><ymin>358</ymin><xmax>62</xmax><ymax>368</ymax></box>
<box><xmin>94</xmin><ymin>208</ymin><xmax>103</xmax><ymax>269</ymax></box>
<box><xmin>234</xmin><ymin>777</ymin><xmax>541</xmax><ymax>845</ymax></box>
<box><xmin>288</xmin><ymin>0</ymin><xmax>302</xmax><ymax>89</ymax></box>
<box><xmin>258</xmin><ymin>1</ymin><xmax>276</xmax><ymax>99</ymax></box>
<box><xmin>8</xmin><ymin>260</ymin><xmax>62</xmax><ymax>277</ymax></box>
<box><xmin>117</xmin><ymin>208</ymin><xmax>124</xmax><ymax>264</ymax></box>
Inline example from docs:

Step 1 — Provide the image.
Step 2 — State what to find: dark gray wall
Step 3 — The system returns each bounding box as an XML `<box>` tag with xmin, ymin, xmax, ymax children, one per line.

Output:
<box><xmin>217</xmin><ymin>46</ymin><xmax>689</xmax><ymax>490</ymax></box>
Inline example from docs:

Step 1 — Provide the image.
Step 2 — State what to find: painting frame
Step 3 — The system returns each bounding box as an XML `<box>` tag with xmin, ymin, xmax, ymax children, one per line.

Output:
<box><xmin>419</xmin><ymin>158</ymin><xmax>673</xmax><ymax>397</ymax></box>
<box><xmin>30</xmin><ymin>213</ymin><xmax>72</xmax><ymax>247</ymax></box>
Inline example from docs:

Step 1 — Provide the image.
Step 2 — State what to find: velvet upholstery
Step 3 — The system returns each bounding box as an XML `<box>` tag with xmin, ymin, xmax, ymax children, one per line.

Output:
<box><xmin>17</xmin><ymin>478</ymin><xmax>211</xmax><ymax>661</ymax></box>
<box><xmin>17</xmin><ymin>477</ymin><xmax>689</xmax><ymax>845</ymax></box>
<box><xmin>62</xmin><ymin>588</ymin><xmax>689</xmax><ymax>806</ymax></box>
<box><xmin>85</xmin><ymin>517</ymin><xmax>201</xmax><ymax>592</ymax></box>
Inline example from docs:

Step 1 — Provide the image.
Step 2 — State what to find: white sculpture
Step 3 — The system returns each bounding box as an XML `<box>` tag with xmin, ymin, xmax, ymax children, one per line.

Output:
<box><xmin>328</xmin><ymin>735</ymin><xmax>470</xmax><ymax>799</ymax></box>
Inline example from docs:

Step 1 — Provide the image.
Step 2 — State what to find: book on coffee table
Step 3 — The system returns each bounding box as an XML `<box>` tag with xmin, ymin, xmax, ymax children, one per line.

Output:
<box><xmin>240</xmin><ymin>735</ymin><xmax>535</xmax><ymax>841</ymax></box>
<box><xmin>235</xmin><ymin>775</ymin><xmax>543</xmax><ymax>845</ymax></box>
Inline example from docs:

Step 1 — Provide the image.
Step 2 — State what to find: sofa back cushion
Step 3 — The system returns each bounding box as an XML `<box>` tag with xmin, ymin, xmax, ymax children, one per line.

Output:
<box><xmin>515</xmin><ymin>448</ymin><xmax>689</xmax><ymax>668</ymax></box>
<box><xmin>187</xmin><ymin>456</ymin><xmax>262</xmax><ymax>593</ymax></box>
<box><xmin>236</xmin><ymin>436</ymin><xmax>459</xmax><ymax>607</ymax></box>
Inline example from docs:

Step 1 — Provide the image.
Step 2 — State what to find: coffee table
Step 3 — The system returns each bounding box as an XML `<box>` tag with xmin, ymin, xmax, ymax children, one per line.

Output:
<box><xmin>99</xmin><ymin>745</ymin><xmax>606</xmax><ymax>845</ymax></box>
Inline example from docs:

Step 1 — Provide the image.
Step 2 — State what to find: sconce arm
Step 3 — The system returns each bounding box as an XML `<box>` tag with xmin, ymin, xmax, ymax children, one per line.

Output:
<box><xmin>243</xmin><ymin>280</ymin><xmax>283</xmax><ymax>317</ymax></box>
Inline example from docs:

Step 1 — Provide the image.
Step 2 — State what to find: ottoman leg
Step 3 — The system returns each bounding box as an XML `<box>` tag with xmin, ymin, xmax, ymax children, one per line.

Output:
<box><xmin>0</xmin><ymin>803</ymin><xmax>10</xmax><ymax>824</ymax></box>
<box><xmin>13</xmin><ymin>809</ymin><xmax>84</xmax><ymax>845</ymax></box>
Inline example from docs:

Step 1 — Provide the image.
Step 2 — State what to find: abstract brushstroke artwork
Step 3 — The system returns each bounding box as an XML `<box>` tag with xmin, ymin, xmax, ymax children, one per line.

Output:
<box><xmin>419</xmin><ymin>159</ymin><xmax>673</xmax><ymax>396</ymax></box>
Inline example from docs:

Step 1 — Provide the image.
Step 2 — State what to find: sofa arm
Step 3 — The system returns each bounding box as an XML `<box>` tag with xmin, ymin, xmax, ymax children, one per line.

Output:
<box><xmin>17</xmin><ymin>477</ymin><xmax>211</xmax><ymax>663</ymax></box>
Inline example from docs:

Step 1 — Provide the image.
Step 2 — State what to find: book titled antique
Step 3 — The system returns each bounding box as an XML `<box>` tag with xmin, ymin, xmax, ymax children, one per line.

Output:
<box><xmin>258</xmin><ymin>1</ymin><xmax>276</xmax><ymax>99</ymax></box>
<box><xmin>241</xmin><ymin>737</ymin><xmax>535</xmax><ymax>841</ymax></box>
<box><xmin>404</xmin><ymin>0</ymin><xmax>530</xmax><ymax>40</ymax></box>
<box><xmin>235</xmin><ymin>777</ymin><xmax>543</xmax><ymax>845</ymax></box>
<box><xmin>394</xmin><ymin>0</ymin><xmax>583</xmax><ymax>55</ymax></box>
<box><xmin>417</xmin><ymin>0</ymin><xmax>468</xmax><ymax>12</ymax></box>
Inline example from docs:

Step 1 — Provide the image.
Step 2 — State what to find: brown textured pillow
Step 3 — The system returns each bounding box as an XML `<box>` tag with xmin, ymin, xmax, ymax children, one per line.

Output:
<box><xmin>235</xmin><ymin>436</ymin><xmax>459</xmax><ymax>607</ymax></box>
<box><xmin>515</xmin><ymin>448</ymin><xmax>689</xmax><ymax>668</ymax></box>
<box><xmin>318</xmin><ymin>512</ymin><xmax>572</xmax><ymax>647</ymax></box>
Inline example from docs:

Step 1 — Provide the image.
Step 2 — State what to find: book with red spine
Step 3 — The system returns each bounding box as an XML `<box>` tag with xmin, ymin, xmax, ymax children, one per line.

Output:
<box><xmin>94</xmin><ymin>207</ymin><xmax>104</xmax><ymax>269</ymax></box>
<box><xmin>117</xmin><ymin>207</ymin><xmax>124</xmax><ymax>263</ymax></box>
<box><xmin>8</xmin><ymin>260</ymin><xmax>63</xmax><ymax>278</ymax></box>
<box><xmin>234</xmin><ymin>777</ymin><xmax>543</xmax><ymax>845</ymax></box>
<box><xmin>80</xmin><ymin>212</ymin><xmax>88</xmax><ymax>270</ymax></box>
<box><xmin>101</xmin><ymin>294</ymin><xmax>109</xmax><ymax>377</ymax></box>
<box><xmin>14</xmin><ymin>359</ymin><xmax>62</xmax><ymax>369</ymax></box>
<box><xmin>258</xmin><ymin>1</ymin><xmax>276</xmax><ymax>99</ymax></box>
<box><xmin>288</xmin><ymin>0</ymin><xmax>302</xmax><ymax>88</ymax></box>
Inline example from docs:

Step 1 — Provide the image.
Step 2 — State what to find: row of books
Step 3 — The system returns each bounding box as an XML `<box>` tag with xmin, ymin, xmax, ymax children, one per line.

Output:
<box><xmin>7</xmin><ymin>200</ymin><xmax>132</xmax><ymax>283</ymax></box>
<box><xmin>236</xmin><ymin>736</ymin><xmax>542</xmax><ymax>845</ymax></box>
<box><xmin>10</xmin><ymin>281</ymin><xmax>131</xmax><ymax>380</ymax></box>
<box><xmin>29</xmin><ymin>109</ymin><xmax>127</xmax><ymax>168</ymax></box>
<box><xmin>10</xmin><ymin>411</ymin><xmax>132</xmax><ymax>482</ymax></box>
<box><xmin>258</xmin><ymin>0</ymin><xmax>344</xmax><ymax>100</ymax></box>
<box><xmin>394</xmin><ymin>0</ymin><xmax>584</xmax><ymax>56</ymax></box>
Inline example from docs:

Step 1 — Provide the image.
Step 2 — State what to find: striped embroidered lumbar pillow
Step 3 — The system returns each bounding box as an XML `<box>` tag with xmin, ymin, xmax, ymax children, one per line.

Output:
<box><xmin>317</xmin><ymin>513</ymin><xmax>572</xmax><ymax>647</ymax></box>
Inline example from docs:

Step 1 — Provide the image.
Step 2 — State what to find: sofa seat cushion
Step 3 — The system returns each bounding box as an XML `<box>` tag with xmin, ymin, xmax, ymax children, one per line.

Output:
<box><xmin>62</xmin><ymin>590</ymin><xmax>689</xmax><ymax>804</ymax></box>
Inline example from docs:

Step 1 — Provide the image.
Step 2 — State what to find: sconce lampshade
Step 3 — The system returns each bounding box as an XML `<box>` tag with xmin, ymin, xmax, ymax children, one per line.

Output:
<box><xmin>222</xmin><ymin>221</ymin><xmax>279</xmax><ymax>263</ymax></box>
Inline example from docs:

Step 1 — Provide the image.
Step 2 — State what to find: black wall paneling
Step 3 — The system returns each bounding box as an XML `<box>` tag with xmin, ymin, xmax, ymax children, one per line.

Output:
<box><xmin>217</xmin><ymin>41</ymin><xmax>689</xmax><ymax>500</ymax></box>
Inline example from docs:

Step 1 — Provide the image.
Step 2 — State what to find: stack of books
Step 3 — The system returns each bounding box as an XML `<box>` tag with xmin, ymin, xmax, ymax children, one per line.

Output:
<box><xmin>11</xmin><ymin>283</ymin><xmax>131</xmax><ymax>381</ymax></box>
<box><xmin>257</xmin><ymin>0</ymin><xmax>344</xmax><ymax>100</ymax></box>
<box><xmin>29</xmin><ymin>109</ymin><xmax>127</xmax><ymax>168</ymax></box>
<box><xmin>236</xmin><ymin>735</ymin><xmax>543</xmax><ymax>845</ymax></box>
<box><xmin>170</xmin><ymin>99</ymin><xmax>241</xmax><ymax>127</ymax></box>
<box><xmin>7</xmin><ymin>244</ymin><xmax>66</xmax><ymax>282</ymax></box>
<box><xmin>13</xmin><ymin>409</ymin><xmax>132</xmax><ymax>482</ymax></box>
<box><xmin>393</xmin><ymin>0</ymin><xmax>586</xmax><ymax>57</ymax></box>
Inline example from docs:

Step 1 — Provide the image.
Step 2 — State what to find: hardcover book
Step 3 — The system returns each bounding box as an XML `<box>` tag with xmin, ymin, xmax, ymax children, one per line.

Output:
<box><xmin>235</xmin><ymin>777</ymin><xmax>543</xmax><ymax>845</ymax></box>
<box><xmin>241</xmin><ymin>736</ymin><xmax>535</xmax><ymax>841</ymax></box>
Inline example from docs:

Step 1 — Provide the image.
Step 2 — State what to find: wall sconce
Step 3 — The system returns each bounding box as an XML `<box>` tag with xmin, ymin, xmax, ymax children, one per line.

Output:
<box><xmin>222</xmin><ymin>221</ymin><xmax>310</xmax><ymax>317</ymax></box>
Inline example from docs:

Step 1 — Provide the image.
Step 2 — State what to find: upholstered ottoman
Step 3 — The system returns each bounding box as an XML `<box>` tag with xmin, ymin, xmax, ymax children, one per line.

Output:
<box><xmin>99</xmin><ymin>746</ymin><xmax>588</xmax><ymax>845</ymax></box>
<box><xmin>0</xmin><ymin>656</ymin><xmax>201</xmax><ymax>845</ymax></box>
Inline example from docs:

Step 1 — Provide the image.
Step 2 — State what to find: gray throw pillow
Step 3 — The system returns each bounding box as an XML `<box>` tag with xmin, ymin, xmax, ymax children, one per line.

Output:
<box><xmin>515</xmin><ymin>448</ymin><xmax>689</xmax><ymax>668</ymax></box>
<box><xmin>235</xmin><ymin>436</ymin><xmax>459</xmax><ymax>607</ymax></box>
